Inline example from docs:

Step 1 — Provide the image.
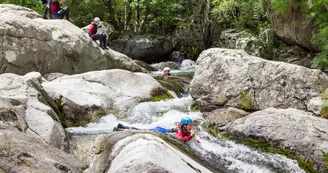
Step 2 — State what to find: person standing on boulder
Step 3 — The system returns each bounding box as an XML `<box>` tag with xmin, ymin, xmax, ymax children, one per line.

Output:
<box><xmin>89</xmin><ymin>17</ymin><xmax>108</xmax><ymax>50</ymax></box>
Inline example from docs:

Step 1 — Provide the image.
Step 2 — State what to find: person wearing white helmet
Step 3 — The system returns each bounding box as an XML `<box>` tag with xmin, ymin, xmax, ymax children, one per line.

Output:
<box><xmin>162</xmin><ymin>67</ymin><xmax>171</xmax><ymax>77</ymax></box>
<box><xmin>89</xmin><ymin>17</ymin><xmax>108</xmax><ymax>50</ymax></box>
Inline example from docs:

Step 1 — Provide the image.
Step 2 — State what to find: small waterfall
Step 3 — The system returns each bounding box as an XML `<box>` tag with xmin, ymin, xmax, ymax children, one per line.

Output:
<box><xmin>67</xmin><ymin>96</ymin><xmax>305</xmax><ymax>173</ymax></box>
<box><xmin>66</xmin><ymin>60</ymin><xmax>305</xmax><ymax>172</ymax></box>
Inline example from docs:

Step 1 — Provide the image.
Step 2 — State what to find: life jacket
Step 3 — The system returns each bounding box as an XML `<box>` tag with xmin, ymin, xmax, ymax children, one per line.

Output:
<box><xmin>89</xmin><ymin>22</ymin><xmax>98</xmax><ymax>38</ymax></box>
<box><xmin>51</xmin><ymin>1</ymin><xmax>61</xmax><ymax>18</ymax></box>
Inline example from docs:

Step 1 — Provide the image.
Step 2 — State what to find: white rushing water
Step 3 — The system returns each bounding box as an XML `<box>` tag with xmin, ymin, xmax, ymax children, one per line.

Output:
<box><xmin>67</xmin><ymin>95</ymin><xmax>305</xmax><ymax>173</ymax></box>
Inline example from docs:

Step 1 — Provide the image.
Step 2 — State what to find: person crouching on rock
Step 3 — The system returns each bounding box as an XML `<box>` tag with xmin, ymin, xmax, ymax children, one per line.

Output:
<box><xmin>46</xmin><ymin>0</ymin><xmax>70</xmax><ymax>21</ymax></box>
<box><xmin>89</xmin><ymin>17</ymin><xmax>108</xmax><ymax>50</ymax></box>
<box><xmin>114</xmin><ymin>117</ymin><xmax>196</xmax><ymax>142</ymax></box>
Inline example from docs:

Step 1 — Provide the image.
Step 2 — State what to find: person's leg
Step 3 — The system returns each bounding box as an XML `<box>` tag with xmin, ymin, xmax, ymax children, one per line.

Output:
<box><xmin>116</xmin><ymin>123</ymin><xmax>140</xmax><ymax>130</ymax></box>
<box><xmin>48</xmin><ymin>1</ymin><xmax>53</xmax><ymax>19</ymax></box>
<box><xmin>42</xmin><ymin>5</ymin><xmax>49</xmax><ymax>19</ymax></box>
<box><xmin>59</xmin><ymin>7</ymin><xmax>70</xmax><ymax>20</ymax></box>
<box><xmin>92</xmin><ymin>34</ymin><xmax>106</xmax><ymax>49</ymax></box>
<box><xmin>103</xmin><ymin>34</ymin><xmax>108</xmax><ymax>49</ymax></box>
<box><xmin>168</xmin><ymin>127</ymin><xmax>178</xmax><ymax>133</ymax></box>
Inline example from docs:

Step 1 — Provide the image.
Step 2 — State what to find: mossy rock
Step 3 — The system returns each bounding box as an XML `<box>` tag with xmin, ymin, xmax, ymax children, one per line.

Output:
<box><xmin>155</xmin><ymin>76</ymin><xmax>191</xmax><ymax>97</ymax></box>
<box><xmin>140</xmin><ymin>88</ymin><xmax>173</xmax><ymax>102</ymax></box>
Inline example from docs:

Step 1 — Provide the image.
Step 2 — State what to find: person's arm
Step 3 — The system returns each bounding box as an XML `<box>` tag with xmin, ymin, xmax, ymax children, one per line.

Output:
<box><xmin>176</xmin><ymin>130</ymin><xmax>193</xmax><ymax>141</ymax></box>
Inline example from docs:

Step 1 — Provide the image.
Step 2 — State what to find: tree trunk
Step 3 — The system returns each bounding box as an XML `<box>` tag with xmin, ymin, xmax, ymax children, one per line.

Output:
<box><xmin>126</xmin><ymin>0</ymin><xmax>133</xmax><ymax>30</ymax></box>
<box><xmin>101</xmin><ymin>0</ymin><xmax>120</xmax><ymax>30</ymax></box>
<box><xmin>204</xmin><ymin>0</ymin><xmax>212</xmax><ymax>47</ymax></box>
<box><xmin>135</xmin><ymin>0</ymin><xmax>140</xmax><ymax>32</ymax></box>
<box><xmin>139</xmin><ymin>2</ymin><xmax>150</xmax><ymax>32</ymax></box>
<box><xmin>192</xmin><ymin>0</ymin><xmax>205</xmax><ymax>52</ymax></box>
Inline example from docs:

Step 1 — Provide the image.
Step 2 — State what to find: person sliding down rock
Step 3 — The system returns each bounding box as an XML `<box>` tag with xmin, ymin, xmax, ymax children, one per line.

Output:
<box><xmin>114</xmin><ymin>117</ymin><xmax>197</xmax><ymax>142</ymax></box>
<box><xmin>89</xmin><ymin>17</ymin><xmax>108</xmax><ymax>50</ymax></box>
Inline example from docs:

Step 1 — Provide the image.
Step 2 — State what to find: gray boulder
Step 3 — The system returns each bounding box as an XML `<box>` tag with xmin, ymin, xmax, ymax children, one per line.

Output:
<box><xmin>41</xmin><ymin>69</ymin><xmax>170</xmax><ymax>124</ymax></box>
<box><xmin>262</xmin><ymin>0</ymin><xmax>321</xmax><ymax>52</ymax></box>
<box><xmin>109</xmin><ymin>33</ymin><xmax>174</xmax><ymax>63</ymax></box>
<box><xmin>71</xmin><ymin>132</ymin><xmax>212</xmax><ymax>173</ymax></box>
<box><xmin>190</xmin><ymin>48</ymin><xmax>328</xmax><ymax>111</ymax></box>
<box><xmin>203</xmin><ymin>107</ymin><xmax>249</xmax><ymax>128</ymax></box>
<box><xmin>0</xmin><ymin>72</ymin><xmax>67</xmax><ymax>150</ymax></box>
<box><xmin>223</xmin><ymin>108</ymin><xmax>328</xmax><ymax>172</ymax></box>
<box><xmin>0</xmin><ymin>127</ymin><xmax>86</xmax><ymax>173</ymax></box>
<box><xmin>0</xmin><ymin>4</ymin><xmax>144</xmax><ymax>75</ymax></box>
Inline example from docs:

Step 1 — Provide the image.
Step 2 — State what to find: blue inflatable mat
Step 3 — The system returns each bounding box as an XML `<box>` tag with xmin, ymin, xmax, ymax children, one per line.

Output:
<box><xmin>151</xmin><ymin>126</ymin><xmax>168</xmax><ymax>134</ymax></box>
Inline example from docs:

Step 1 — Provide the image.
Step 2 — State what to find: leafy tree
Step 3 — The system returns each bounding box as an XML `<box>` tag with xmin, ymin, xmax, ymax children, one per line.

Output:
<box><xmin>0</xmin><ymin>0</ymin><xmax>45</xmax><ymax>14</ymax></box>
<box><xmin>211</xmin><ymin>0</ymin><xmax>269</xmax><ymax>34</ymax></box>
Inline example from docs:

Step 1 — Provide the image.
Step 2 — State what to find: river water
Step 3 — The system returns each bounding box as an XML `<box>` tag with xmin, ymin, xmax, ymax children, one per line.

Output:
<box><xmin>66</xmin><ymin>60</ymin><xmax>305</xmax><ymax>173</ymax></box>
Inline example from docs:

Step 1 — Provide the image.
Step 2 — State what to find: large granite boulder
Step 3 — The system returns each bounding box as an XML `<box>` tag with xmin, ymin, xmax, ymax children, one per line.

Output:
<box><xmin>190</xmin><ymin>48</ymin><xmax>328</xmax><ymax>112</ymax></box>
<box><xmin>262</xmin><ymin>0</ymin><xmax>321</xmax><ymax>52</ymax></box>
<box><xmin>0</xmin><ymin>4</ymin><xmax>144</xmax><ymax>75</ymax></box>
<box><xmin>41</xmin><ymin>69</ymin><xmax>170</xmax><ymax>126</ymax></box>
<box><xmin>0</xmin><ymin>127</ymin><xmax>86</xmax><ymax>173</ymax></box>
<box><xmin>71</xmin><ymin>132</ymin><xmax>213</xmax><ymax>173</ymax></box>
<box><xmin>0</xmin><ymin>72</ymin><xmax>67</xmax><ymax>150</ymax></box>
<box><xmin>222</xmin><ymin>108</ymin><xmax>328</xmax><ymax>172</ymax></box>
<box><xmin>109</xmin><ymin>33</ymin><xmax>174</xmax><ymax>63</ymax></box>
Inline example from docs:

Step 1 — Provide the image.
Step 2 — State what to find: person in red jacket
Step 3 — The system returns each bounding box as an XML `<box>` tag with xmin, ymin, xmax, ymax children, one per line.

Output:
<box><xmin>175</xmin><ymin>117</ymin><xmax>195</xmax><ymax>141</ymax></box>
<box><xmin>89</xmin><ymin>17</ymin><xmax>108</xmax><ymax>50</ymax></box>
<box><xmin>113</xmin><ymin>117</ymin><xmax>195</xmax><ymax>142</ymax></box>
<box><xmin>45</xmin><ymin>0</ymin><xmax>70</xmax><ymax>20</ymax></box>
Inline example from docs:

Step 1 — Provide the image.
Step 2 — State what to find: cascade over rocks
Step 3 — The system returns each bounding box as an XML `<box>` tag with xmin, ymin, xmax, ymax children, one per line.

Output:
<box><xmin>0</xmin><ymin>4</ymin><xmax>144</xmax><ymax>75</ymax></box>
<box><xmin>109</xmin><ymin>33</ymin><xmax>174</xmax><ymax>63</ymax></box>
<box><xmin>190</xmin><ymin>48</ymin><xmax>328</xmax><ymax>112</ymax></box>
<box><xmin>41</xmin><ymin>69</ymin><xmax>169</xmax><ymax>126</ymax></box>
<box><xmin>222</xmin><ymin>108</ymin><xmax>328</xmax><ymax>172</ymax></box>
<box><xmin>0</xmin><ymin>72</ymin><xmax>67</xmax><ymax>150</ymax></box>
<box><xmin>262</xmin><ymin>0</ymin><xmax>321</xmax><ymax>52</ymax></box>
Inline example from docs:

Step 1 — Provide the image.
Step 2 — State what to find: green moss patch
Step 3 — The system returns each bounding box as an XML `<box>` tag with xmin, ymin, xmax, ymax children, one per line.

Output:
<box><xmin>141</xmin><ymin>88</ymin><xmax>173</xmax><ymax>102</ymax></box>
<box><xmin>239</xmin><ymin>90</ymin><xmax>257</xmax><ymax>111</ymax></box>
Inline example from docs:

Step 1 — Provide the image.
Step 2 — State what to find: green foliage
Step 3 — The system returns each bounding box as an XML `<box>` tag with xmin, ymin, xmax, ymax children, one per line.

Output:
<box><xmin>271</xmin><ymin>0</ymin><xmax>328</xmax><ymax>69</ymax></box>
<box><xmin>320</xmin><ymin>89</ymin><xmax>328</xmax><ymax>119</ymax></box>
<box><xmin>0</xmin><ymin>0</ymin><xmax>45</xmax><ymax>14</ymax></box>
<box><xmin>271</xmin><ymin>0</ymin><xmax>290</xmax><ymax>14</ymax></box>
<box><xmin>141</xmin><ymin>90</ymin><xmax>173</xmax><ymax>102</ymax></box>
<box><xmin>239</xmin><ymin>90</ymin><xmax>256</xmax><ymax>110</ymax></box>
<box><xmin>64</xmin><ymin>0</ymin><xmax>107</xmax><ymax>27</ymax></box>
<box><xmin>321</xmin><ymin>105</ymin><xmax>328</xmax><ymax>119</ymax></box>
<box><xmin>211</xmin><ymin>0</ymin><xmax>270</xmax><ymax>34</ymax></box>
<box><xmin>216</xmin><ymin>95</ymin><xmax>225</xmax><ymax>103</ymax></box>
<box><xmin>322</xmin><ymin>150</ymin><xmax>328</xmax><ymax>170</ymax></box>
<box><xmin>191</xmin><ymin>105</ymin><xmax>200</xmax><ymax>112</ymax></box>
